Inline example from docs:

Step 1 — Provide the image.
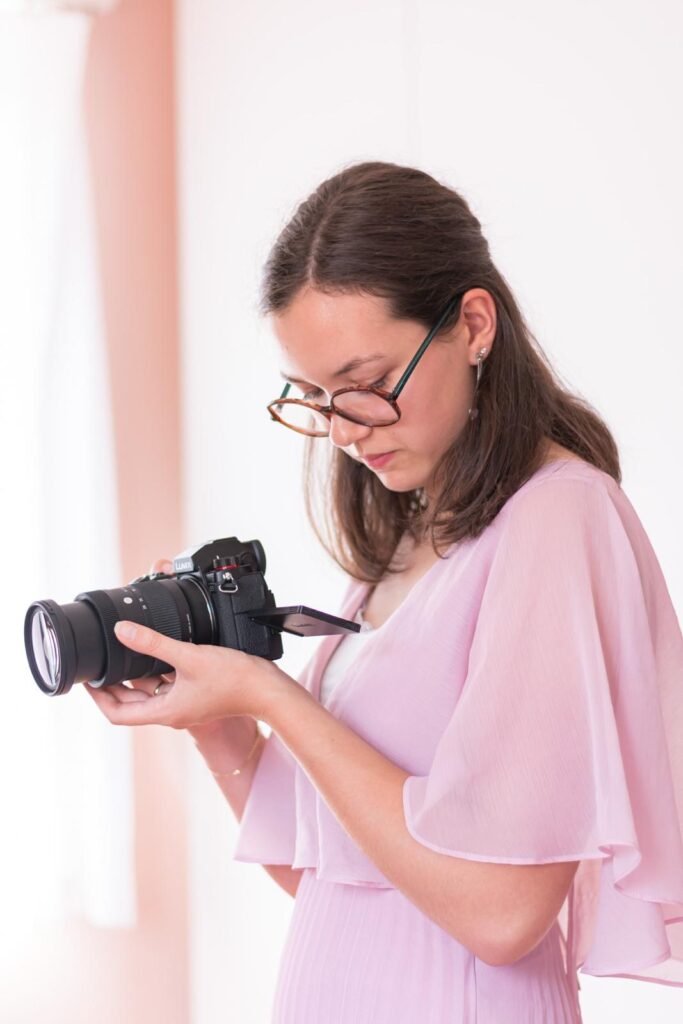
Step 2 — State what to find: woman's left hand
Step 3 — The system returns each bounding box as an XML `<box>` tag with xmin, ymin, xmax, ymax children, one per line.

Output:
<box><xmin>83</xmin><ymin>619</ymin><xmax>289</xmax><ymax>729</ymax></box>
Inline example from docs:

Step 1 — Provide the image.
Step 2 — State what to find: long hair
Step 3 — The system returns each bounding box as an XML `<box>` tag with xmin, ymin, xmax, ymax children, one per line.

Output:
<box><xmin>259</xmin><ymin>161</ymin><xmax>621</xmax><ymax>583</ymax></box>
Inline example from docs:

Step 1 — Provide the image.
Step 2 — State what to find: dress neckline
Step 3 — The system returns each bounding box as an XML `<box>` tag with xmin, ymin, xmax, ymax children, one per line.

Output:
<box><xmin>355</xmin><ymin>457</ymin><xmax>597</xmax><ymax>633</ymax></box>
<box><xmin>318</xmin><ymin>456</ymin><xmax>604</xmax><ymax>710</ymax></box>
<box><xmin>355</xmin><ymin>540</ymin><xmax>458</xmax><ymax>633</ymax></box>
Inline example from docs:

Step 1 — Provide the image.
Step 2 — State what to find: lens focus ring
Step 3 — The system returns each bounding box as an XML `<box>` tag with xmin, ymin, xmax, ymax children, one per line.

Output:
<box><xmin>135</xmin><ymin>580</ymin><xmax>186</xmax><ymax>641</ymax></box>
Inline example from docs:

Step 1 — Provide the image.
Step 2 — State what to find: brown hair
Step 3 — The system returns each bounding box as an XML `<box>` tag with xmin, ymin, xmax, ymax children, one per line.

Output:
<box><xmin>259</xmin><ymin>160</ymin><xmax>622</xmax><ymax>584</ymax></box>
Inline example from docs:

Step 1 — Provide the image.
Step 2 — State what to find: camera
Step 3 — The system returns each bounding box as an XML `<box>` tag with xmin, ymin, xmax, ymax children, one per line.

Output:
<box><xmin>24</xmin><ymin>535</ymin><xmax>360</xmax><ymax>696</ymax></box>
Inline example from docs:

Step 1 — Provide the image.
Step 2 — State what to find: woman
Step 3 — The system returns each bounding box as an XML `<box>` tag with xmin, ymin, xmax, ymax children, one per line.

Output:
<box><xmin>86</xmin><ymin>162</ymin><xmax>683</xmax><ymax>1023</ymax></box>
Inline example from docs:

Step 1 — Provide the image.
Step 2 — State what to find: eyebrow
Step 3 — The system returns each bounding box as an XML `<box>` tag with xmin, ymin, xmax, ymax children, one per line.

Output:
<box><xmin>278</xmin><ymin>353</ymin><xmax>386</xmax><ymax>385</ymax></box>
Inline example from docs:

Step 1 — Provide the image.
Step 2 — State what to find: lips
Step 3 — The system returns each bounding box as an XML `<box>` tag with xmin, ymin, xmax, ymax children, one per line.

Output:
<box><xmin>361</xmin><ymin>450</ymin><xmax>396</xmax><ymax>468</ymax></box>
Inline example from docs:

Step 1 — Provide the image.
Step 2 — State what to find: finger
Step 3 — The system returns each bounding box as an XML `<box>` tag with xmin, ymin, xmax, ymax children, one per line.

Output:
<box><xmin>106</xmin><ymin>683</ymin><xmax>153</xmax><ymax>702</ymax></box>
<box><xmin>151</xmin><ymin>680</ymin><xmax>174</xmax><ymax>697</ymax></box>
<box><xmin>113</xmin><ymin>621</ymin><xmax>195</xmax><ymax>672</ymax></box>
<box><xmin>83</xmin><ymin>673</ymin><xmax>176</xmax><ymax>705</ymax></box>
<box><xmin>137</xmin><ymin>676</ymin><xmax>175</xmax><ymax>698</ymax></box>
<box><xmin>84</xmin><ymin>681</ymin><xmax>170</xmax><ymax>726</ymax></box>
<box><xmin>128</xmin><ymin>672</ymin><xmax>176</xmax><ymax>696</ymax></box>
<box><xmin>149</xmin><ymin>558</ymin><xmax>174</xmax><ymax>574</ymax></box>
<box><xmin>84</xmin><ymin>682</ymin><xmax>150</xmax><ymax>705</ymax></box>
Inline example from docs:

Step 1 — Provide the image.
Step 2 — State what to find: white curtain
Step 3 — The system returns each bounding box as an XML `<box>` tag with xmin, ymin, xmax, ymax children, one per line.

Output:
<box><xmin>0</xmin><ymin>3</ymin><xmax>136</xmax><ymax>944</ymax></box>
<box><xmin>0</xmin><ymin>1</ymin><xmax>116</xmax><ymax>13</ymax></box>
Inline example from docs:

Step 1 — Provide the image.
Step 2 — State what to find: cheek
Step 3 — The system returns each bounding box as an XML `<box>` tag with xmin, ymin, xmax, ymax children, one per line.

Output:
<box><xmin>397</xmin><ymin>375</ymin><xmax>464</xmax><ymax>449</ymax></box>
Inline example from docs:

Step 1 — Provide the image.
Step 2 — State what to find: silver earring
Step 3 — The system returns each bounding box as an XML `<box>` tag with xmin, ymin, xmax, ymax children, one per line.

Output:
<box><xmin>468</xmin><ymin>348</ymin><xmax>488</xmax><ymax>421</ymax></box>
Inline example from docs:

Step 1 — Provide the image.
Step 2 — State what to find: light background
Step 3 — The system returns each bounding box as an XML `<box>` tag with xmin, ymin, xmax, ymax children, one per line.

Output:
<box><xmin>176</xmin><ymin>2</ymin><xmax>683</xmax><ymax>1021</ymax></box>
<box><xmin>1</xmin><ymin>0</ymin><xmax>681</xmax><ymax>1021</ymax></box>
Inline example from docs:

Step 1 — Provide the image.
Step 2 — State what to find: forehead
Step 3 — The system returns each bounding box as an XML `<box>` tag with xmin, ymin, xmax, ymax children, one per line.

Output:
<box><xmin>271</xmin><ymin>288</ymin><xmax>411</xmax><ymax>384</ymax></box>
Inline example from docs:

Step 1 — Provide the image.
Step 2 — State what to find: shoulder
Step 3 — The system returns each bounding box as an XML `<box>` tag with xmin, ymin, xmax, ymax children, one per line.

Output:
<box><xmin>494</xmin><ymin>460</ymin><xmax>621</xmax><ymax>537</ymax></box>
<box><xmin>468</xmin><ymin>460</ymin><xmax>633</xmax><ymax>594</ymax></box>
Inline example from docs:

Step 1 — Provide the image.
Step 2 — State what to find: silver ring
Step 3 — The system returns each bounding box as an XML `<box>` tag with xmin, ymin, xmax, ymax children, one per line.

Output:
<box><xmin>154</xmin><ymin>673</ymin><xmax>174</xmax><ymax>696</ymax></box>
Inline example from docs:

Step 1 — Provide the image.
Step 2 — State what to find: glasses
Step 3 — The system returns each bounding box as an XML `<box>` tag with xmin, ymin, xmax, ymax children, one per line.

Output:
<box><xmin>267</xmin><ymin>291</ymin><xmax>465</xmax><ymax>437</ymax></box>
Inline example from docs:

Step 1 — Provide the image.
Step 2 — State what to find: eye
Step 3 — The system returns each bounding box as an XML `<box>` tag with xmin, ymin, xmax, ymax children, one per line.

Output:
<box><xmin>302</xmin><ymin>386</ymin><xmax>324</xmax><ymax>401</ymax></box>
<box><xmin>303</xmin><ymin>375</ymin><xmax>389</xmax><ymax>402</ymax></box>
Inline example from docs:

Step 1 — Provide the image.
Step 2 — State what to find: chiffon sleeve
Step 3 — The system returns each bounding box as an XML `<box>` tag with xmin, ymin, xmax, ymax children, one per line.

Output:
<box><xmin>232</xmin><ymin>575</ymin><xmax>367</xmax><ymax>873</ymax></box>
<box><xmin>403</xmin><ymin>474</ymin><xmax>683</xmax><ymax>984</ymax></box>
<box><xmin>232</xmin><ymin>727</ymin><xmax>297</xmax><ymax>866</ymax></box>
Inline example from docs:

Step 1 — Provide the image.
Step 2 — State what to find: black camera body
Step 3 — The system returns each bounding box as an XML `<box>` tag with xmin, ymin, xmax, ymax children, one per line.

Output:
<box><xmin>24</xmin><ymin>535</ymin><xmax>360</xmax><ymax>696</ymax></box>
<box><xmin>146</xmin><ymin>537</ymin><xmax>286</xmax><ymax>662</ymax></box>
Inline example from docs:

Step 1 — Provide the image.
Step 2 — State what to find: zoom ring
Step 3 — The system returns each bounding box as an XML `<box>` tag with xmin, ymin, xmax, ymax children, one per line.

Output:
<box><xmin>138</xmin><ymin>581</ymin><xmax>185</xmax><ymax>641</ymax></box>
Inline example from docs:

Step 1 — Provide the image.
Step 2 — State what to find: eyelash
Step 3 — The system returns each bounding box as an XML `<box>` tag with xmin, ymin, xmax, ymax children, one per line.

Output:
<box><xmin>303</xmin><ymin>376</ymin><xmax>389</xmax><ymax>402</ymax></box>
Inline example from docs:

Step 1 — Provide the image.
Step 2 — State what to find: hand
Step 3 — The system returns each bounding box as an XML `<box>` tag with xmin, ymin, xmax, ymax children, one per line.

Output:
<box><xmin>83</xmin><ymin>619</ymin><xmax>287</xmax><ymax>729</ymax></box>
<box><xmin>126</xmin><ymin>557</ymin><xmax>178</xmax><ymax>697</ymax></box>
<box><xmin>82</xmin><ymin>557</ymin><xmax>291</xmax><ymax>730</ymax></box>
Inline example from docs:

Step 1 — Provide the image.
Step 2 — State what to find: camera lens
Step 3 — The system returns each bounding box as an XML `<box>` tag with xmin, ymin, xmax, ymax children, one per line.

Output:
<box><xmin>24</xmin><ymin>576</ymin><xmax>214</xmax><ymax>696</ymax></box>
<box><xmin>31</xmin><ymin>609</ymin><xmax>62</xmax><ymax>694</ymax></box>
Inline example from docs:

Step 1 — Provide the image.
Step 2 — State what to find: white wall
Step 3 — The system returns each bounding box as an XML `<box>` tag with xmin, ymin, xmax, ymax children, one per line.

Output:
<box><xmin>175</xmin><ymin>2</ymin><xmax>683</xmax><ymax>1021</ymax></box>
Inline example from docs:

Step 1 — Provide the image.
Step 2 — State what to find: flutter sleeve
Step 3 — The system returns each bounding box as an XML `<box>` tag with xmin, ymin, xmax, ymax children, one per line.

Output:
<box><xmin>403</xmin><ymin>473</ymin><xmax>683</xmax><ymax>985</ymax></box>
<box><xmin>231</xmin><ymin>727</ymin><xmax>298</xmax><ymax>866</ymax></box>
<box><xmin>232</xmin><ymin>575</ymin><xmax>370</xmax><ymax>875</ymax></box>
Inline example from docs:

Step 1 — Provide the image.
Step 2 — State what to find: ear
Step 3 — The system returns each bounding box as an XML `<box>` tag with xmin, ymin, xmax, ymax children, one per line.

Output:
<box><xmin>460</xmin><ymin>288</ymin><xmax>497</xmax><ymax>360</ymax></box>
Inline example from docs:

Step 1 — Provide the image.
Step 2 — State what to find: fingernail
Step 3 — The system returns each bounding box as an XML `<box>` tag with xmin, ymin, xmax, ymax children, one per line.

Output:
<box><xmin>115</xmin><ymin>621</ymin><xmax>137</xmax><ymax>641</ymax></box>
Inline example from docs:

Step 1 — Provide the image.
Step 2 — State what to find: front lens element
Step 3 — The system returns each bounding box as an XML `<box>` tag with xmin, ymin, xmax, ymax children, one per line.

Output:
<box><xmin>31</xmin><ymin>610</ymin><xmax>61</xmax><ymax>693</ymax></box>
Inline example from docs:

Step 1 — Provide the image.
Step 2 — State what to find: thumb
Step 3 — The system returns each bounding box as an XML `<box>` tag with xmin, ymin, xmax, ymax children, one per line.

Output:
<box><xmin>114</xmin><ymin>620</ymin><xmax>192</xmax><ymax>670</ymax></box>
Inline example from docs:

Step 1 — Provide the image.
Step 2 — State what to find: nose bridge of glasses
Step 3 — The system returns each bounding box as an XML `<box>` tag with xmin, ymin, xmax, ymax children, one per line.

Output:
<box><xmin>329</xmin><ymin>407</ymin><xmax>372</xmax><ymax>444</ymax></box>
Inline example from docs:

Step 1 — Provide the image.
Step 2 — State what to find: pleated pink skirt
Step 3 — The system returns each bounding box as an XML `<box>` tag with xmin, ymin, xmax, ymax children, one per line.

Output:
<box><xmin>271</xmin><ymin>868</ymin><xmax>582</xmax><ymax>1023</ymax></box>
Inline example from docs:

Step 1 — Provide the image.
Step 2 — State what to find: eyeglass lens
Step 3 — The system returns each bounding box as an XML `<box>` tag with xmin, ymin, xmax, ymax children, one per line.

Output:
<box><xmin>273</xmin><ymin>389</ymin><xmax>399</xmax><ymax>436</ymax></box>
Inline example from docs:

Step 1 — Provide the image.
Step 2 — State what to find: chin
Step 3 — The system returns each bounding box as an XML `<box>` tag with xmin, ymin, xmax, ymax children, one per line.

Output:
<box><xmin>376</xmin><ymin>471</ymin><xmax>430</xmax><ymax>494</ymax></box>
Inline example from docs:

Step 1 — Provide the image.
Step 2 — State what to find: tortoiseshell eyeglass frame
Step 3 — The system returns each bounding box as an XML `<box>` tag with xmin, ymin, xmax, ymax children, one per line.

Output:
<box><xmin>267</xmin><ymin>291</ymin><xmax>466</xmax><ymax>437</ymax></box>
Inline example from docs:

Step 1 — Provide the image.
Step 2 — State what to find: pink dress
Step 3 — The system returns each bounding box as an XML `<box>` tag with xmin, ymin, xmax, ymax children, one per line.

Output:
<box><xmin>233</xmin><ymin>458</ymin><xmax>683</xmax><ymax>1022</ymax></box>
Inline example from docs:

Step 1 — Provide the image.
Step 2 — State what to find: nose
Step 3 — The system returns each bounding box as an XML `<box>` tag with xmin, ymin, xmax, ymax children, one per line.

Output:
<box><xmin>328</xmin><ymin>412</ymin><xmax>373</xmax><ymax>452</ymax></box>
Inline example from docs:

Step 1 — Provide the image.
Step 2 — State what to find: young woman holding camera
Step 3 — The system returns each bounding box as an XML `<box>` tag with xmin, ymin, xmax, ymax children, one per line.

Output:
<box><xmin>85</xmin><ymin>162</ymin><xmax>683</xmax><ymax>1023</ymax></box>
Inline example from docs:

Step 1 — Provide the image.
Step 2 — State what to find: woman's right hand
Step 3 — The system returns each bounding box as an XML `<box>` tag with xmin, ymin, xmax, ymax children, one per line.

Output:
<box><xmin>127</xmin><ymin>558</ymin><xmax>258</xmax><ymax>752</ymax></box>
<box><xmin>122</xmin><ymin>557</ymin><xmax>178</xmax><ymax>697</ymax></box>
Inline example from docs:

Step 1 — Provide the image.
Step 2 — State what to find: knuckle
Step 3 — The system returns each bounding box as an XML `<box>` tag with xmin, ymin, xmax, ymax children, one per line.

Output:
<box><xmin>146</xmin><ymin>632</ymin><xmax>163</xmax><ymax>655</ymax></box>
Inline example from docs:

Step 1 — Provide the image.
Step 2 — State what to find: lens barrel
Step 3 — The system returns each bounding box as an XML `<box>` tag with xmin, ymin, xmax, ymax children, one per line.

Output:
<box><xmin>24</xmin><ymin>576</ymin><xmax>214</xmax><ymax>696</ymax></box>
